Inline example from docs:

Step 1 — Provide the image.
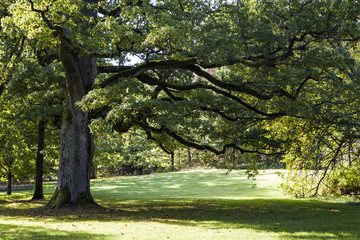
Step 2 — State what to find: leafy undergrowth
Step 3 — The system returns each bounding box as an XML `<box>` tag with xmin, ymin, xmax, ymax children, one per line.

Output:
<box><xmin>0</xmin><ymin>170</ymin><xmax>359</xmax><ymax>239</ymax></box>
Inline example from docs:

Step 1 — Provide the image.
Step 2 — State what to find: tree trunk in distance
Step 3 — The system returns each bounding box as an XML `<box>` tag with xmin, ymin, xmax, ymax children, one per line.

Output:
<box><xmin>90</xmin><ymin>163</ymin><xmax>97</xmax><ymax>179</ymax></box>
<box><xmin>348</xmin><ymin>144</ymin><xmax>352</xmax><ymax>167</ymax></box>
<box><xmin>32</xmin><ymin>120</ymin><xmax>46</xmax><ymax>200</ymax></box>
<box><xmin>6</xmin><ymin>169</ymin><xmax>11</xmax><ymax>195</ymax></box>
<box><xmin>171</xmin><ymin>152</ymin><xmax>175</xmax><ymax>168</ymax></box>
<box><xmin>187</xmin><ymin>148</ymin><xmax>192</xmax><ymax>167</ymax></box>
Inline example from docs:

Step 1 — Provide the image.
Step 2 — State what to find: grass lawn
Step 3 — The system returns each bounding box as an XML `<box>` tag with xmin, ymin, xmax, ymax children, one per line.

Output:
<box><xmin>0</xmin><ymin>169</ymin><xmax>359</xmax><ymax>239</ymax></box>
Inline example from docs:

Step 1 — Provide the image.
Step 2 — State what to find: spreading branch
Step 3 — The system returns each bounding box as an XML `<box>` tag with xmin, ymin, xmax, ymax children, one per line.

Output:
<box><xmin>136</xmin><ymin>73</ymin><xmax>286</xmax><ymax>118</ymax></box>
<box><xmin>28</xmin><ymin>0</ymin><xmax>61</xmax><ymax>32</ymax></box>
<box><xmin>133</xmin><ymin>118</ymin><xmax>259</xmax><ymax>155</ymax></box>
<box><xmin>99</xmin><ymin>58</ymin><xmax>298</xmax><ymax>102</ymax></box>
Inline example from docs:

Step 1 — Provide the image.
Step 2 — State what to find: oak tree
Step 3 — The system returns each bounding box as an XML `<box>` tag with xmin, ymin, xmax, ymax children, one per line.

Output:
<box><xmin>1</xmin><ymin>0</ymin><xmax>359</xmax><ymax>207</ymax></box>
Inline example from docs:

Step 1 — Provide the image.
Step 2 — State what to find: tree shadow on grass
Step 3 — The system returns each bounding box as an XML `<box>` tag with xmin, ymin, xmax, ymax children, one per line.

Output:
<box><xmin>1</xmin><ymin>198</ymin><xmax>359</xmax><ymax>239</ymax></box>
<box><xmin>0</xmin><ymin>223</ymin><xmax>106</xmax><ymax>240</ymax></box>
<box><xmin>112</xmin><ymin>198</ymin><xmax>360</xmax><ymax>239</ymax></box>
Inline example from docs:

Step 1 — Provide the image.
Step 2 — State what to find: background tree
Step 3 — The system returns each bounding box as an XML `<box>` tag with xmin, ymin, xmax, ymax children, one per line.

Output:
<box><xmin>92</xmin><ymin>120</ymin><xmax>169</xmax><ymax>176</ymax></box>
<box><xmin>0</xmin><ymin>112</ymin><xmax>35</xmax><ymax>195</ymax></box>
<box><xmin>278</xmin><ymin>56</ymin><xmax>360</xmax><ymax>198</ymax></box>
<box><xmin>1</xmin><ymin>1</ymin><xmax>63</xmax><ymax>198</ymax></box>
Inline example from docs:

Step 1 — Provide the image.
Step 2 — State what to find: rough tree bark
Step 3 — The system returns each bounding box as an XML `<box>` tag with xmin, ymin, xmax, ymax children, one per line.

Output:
<box><xmin>47</xmin><ymin>42</ymin><xmax>97</xmax><ymax>208</ymax></box>
<box><xmin>46</xmin><ymin>0</ymin><xmax>99</xmax><ymax>209</ymax></box>
<box><xmin>47</xmin><ymin>46</ymin><xmax>97</xmax><ymax>208</ymax></box>
<box><xmin>32</xmin><ymin>120</ymin><xmax>46</xmax><ymax>200</ymax></box>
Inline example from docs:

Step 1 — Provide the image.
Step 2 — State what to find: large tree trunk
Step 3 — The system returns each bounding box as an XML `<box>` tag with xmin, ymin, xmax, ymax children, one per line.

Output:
<box><xmin>47</xmin><ymin>102</ymin><xmax>96</xmax><ymax>208</ymax></box>
<box><xmin>32</xmin><ymin>120</ymin><xmax>46</xmax><ymax>200</ymax></box>
<box><xmin>46</xmin><ymin>0</ymin><xmax>98</xmax><ymax>209</ymax></box>
<box><xmin>47</xmin><ymin>44</ymin><xmax>97</xmax><ymax>208</ymax></box>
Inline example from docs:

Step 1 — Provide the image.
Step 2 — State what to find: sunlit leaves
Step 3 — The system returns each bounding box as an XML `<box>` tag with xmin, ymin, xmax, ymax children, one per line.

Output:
<box><xmin>4</xmin><ymin>0</ymin><xmax>83</xmax><ymax>48</ymax></box>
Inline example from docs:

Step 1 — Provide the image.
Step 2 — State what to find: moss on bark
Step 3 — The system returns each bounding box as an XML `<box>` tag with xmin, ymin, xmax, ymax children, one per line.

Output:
<box><xmin>75</xmin><ymin>192</ymin><xmax>99</xmax><ymax>208</ymax></box>
<box><xmin>46</xmin><ymin>187</ymin><xmax>98</xmax><ymax>209</ymax></box>
<box><xmin>46</xmin><ymin>188</ymin><xmax>71</xmax><ymax>209</ymax></box>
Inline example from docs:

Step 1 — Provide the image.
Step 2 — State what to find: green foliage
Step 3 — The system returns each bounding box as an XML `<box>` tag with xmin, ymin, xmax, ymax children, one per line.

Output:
<box><xmin>330</xmin><ymin>166</ymin><xmax>360</xmax><ymax>198</ymax></box>
<box><xmin>281</xmin><ymin>170</ymin><xmax>321</xmax><ymax>198</ymax></box>
<box><xmin>92</xmin><ymin>120</ymin><xmax>170</xmax><ymax>176</ymax></box>
<box><xmin>0</xmin><ymin>18</ymin><xmax>63</xmax><ymax>184</ymax></box>
<box><xmin>0</xmin><ymin>118</ymin><xmax>35</xmax><ymax>183</ymax></box>
<box><xmin>281</xmin><ymin>164</ymin><xmax>360</xmax><ymax>199</ymax></box>
<box><xmin>1</xmin><ymin>0</ymin><xmax>360</xmax><ymax>200</ymax></box>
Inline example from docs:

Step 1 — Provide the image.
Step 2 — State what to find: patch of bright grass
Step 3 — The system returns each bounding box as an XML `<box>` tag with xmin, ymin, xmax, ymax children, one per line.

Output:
<box><xmin>0</xmin><ymin>169</ymin><xmax>359</xmax><ymax>239</ymax></box>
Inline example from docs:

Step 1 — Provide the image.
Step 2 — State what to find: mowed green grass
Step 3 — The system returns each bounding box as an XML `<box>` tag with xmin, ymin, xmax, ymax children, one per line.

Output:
<box><xmin>0</xmin><ymin>169</ymin><xmax>359</xmax><ymax>239</ymax></box>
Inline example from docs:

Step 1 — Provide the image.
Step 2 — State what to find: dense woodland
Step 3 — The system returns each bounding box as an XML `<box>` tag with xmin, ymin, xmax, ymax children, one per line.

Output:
<box><xmin>0</xmin><ymin>0</ymin><xmax>360</xmax><ymax>207</ymax></box>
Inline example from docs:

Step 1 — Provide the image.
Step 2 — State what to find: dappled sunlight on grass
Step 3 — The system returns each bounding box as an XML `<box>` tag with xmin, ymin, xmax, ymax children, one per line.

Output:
<box><xmin>91</xmin><ymin>169</ymin><xmax>286</xmax><ymax>201</ymax></box>
<box><xmin>0</xmin><ymin>222</ymin><xmax>107</xmax><ymax>239</ymax></box>
<box><xmin>1</xmin><ymin>169</ymin><xmax>359</xmax><ymax>239</ymax></box>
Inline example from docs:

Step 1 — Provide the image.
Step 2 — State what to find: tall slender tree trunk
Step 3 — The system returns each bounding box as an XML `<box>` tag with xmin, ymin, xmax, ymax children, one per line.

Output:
<box><xmin>32</xmin><ymin>120</ymin><xmax>46</xmax><ymax>200</ymax></box>
<box><xmin>232</xmin><ymin>148</ymin><xmax>236</xmax><ymax>164</ymax></box>
<box><xmin>6</xmin><ymin>169</ymin><xmax>11</xmax><ymax>195</ymax></box>
<box><xmin>171</xmin><ymin>152</ymin><xmax>175</xmax><ymax>169</ymax></box>
<box><xmin>178</xmin><ymin>149</ymin><xmax>181</xmax><ymax>167</ymax></box>
<box><xmin>90</xmin><ymin>163</ymin><xmax>97</xmax><ymax>179</ymax></box>
<box><xmin>187</xmin><ymin>148</ymin><xmax>192</xmax><ymax>167</ymax></box>
<box><xmin>348</xmin><ymin>143</ymin><xmax>352</xmax><ymax>167</ymax></box>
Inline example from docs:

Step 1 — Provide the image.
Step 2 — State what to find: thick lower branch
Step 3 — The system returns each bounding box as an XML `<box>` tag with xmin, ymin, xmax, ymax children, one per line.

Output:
<box><xmin>137</xmin><ymin>75</ymin><xmax>286</xmax><ymax>118</ymax></box>
<box><xmin>132</xmin><ymin>119</ymin><xmax>277</xmax><ymax>155</ymax></box>
<box><xmin>158</xmin><ymin>85</ymin><xmax>284</xmax><ymax>120</ymax></box>
<box><xmin>100</xmin><ymin>58</ymin><xmax>297</xmax><ymax>101</ymax></box>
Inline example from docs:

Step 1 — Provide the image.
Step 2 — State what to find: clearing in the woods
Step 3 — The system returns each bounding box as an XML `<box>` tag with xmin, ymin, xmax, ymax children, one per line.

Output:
<box><xmin>0</xmin><ymin>169</ymin><xmax>359</xmax><ymax>239</ymax></box>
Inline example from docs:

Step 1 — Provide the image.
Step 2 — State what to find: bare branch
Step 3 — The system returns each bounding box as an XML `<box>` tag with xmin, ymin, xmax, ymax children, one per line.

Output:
<box><xmin>311</xmin><ymin>139</ymin><xmax>345</xmax><ymax>197</ymax></box>
<box><xmin>99</xmin><ymin>58</ymin><xmax>197</xmax><ymax>87</ymax></box>
<box><xmin>145</xmin><ymin>131</ymin><xmax>174</xmax><ymax>155</ymax></box>
<box><xmin>183</xmin><ymin>64</ymin><xmax>296</xmax><ymax>100</ymax></box>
